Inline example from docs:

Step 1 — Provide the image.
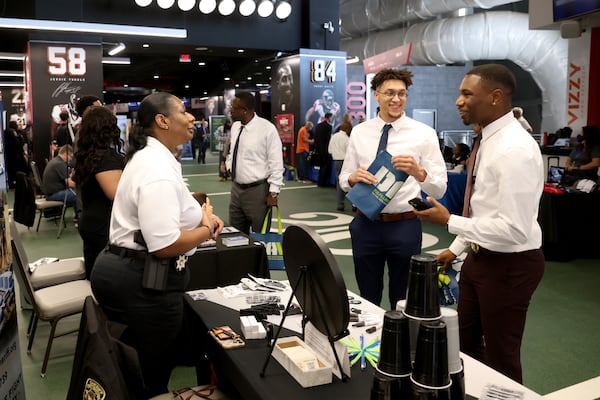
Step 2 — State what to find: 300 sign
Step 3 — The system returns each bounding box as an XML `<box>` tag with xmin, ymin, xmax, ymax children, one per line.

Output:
<box><xmin>47</xmin><ymin>46</ymin><xmax>86</xmax><ymax>76</ymax></box>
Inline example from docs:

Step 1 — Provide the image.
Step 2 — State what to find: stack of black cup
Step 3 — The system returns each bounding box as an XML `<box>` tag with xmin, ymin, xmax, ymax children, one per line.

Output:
<box><xmin>371</xmin><ymin>254</ymin><xmax>465</xmax><ymax>400</ymax></box>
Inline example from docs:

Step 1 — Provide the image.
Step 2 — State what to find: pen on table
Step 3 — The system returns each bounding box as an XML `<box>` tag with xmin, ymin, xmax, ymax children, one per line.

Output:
<box><xmin>365</xmin><ymin>323</ymin><xmax>383</xmax><ymax>334</ymax></box>
<box><xmin>360</xmin><ymin>334</ymin><xmax>366</xmax><ymax>371</ymax></box>
<box><xmin>352</xmin><ymin>319</ymin><xmax>380</xmax><ymax>328</ymax></box>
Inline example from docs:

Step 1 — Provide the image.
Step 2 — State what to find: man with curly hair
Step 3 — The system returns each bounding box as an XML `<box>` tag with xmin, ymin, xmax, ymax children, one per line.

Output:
<box><xmin>339</xmin><ymin>68</ymin><xmax>447</xmax><ymax>308</ymax></box>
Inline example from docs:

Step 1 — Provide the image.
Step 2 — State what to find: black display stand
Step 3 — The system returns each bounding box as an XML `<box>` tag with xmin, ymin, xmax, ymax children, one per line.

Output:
<box><xmin>260</xmin><ymin>224</ymin><xmax>350</xmax><ymax>380</ymax></box>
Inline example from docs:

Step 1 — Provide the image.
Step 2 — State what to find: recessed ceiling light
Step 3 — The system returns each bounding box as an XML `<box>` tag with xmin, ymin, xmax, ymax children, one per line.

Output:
<box><xmin>124</xmin><ymin>84</ymin><xmax>129</xmax><ymax>87</ymax></box>
<box><xmin>237</xmin><ymin>49</ymin><xmax>245</xmax><ymax>53</ymax></box>
<box><xmin>247</xmin><ymin>76</ymin><xmax>252</xmax><ymax>80</ymax></box>
<box><xmin>178</xmin><ymin>0</ymin><xmax>196</xmax><ymax>11</ymax></box>
<box><xmin>135</xmin><ymin>0</ymin><xmax>153</xmax><ymax>6</ymax></box>
<box><xmin>239</xmin><ymin>0</ymin><xmax>256</xmax><ymax>16</ymax></box>
<box><xmin>198</xmin><ymin>61</ymin><xmax>206</xmax><ymax>66</ymax></box>
<box><xmin>275</xmin><ymin>0</ymin><xmax>291</xmax><ymax>19</ymax></box>
<box><xmin>265</xmin><ymin>65</ymin><xmax>271</xmax><ymax>69</ymax></box>
<box><xmin>218</xmin><ymin>0</ymin><xmax>235</xmax><ymax>16</ymax></box>
<box><xmin>257</xmin><ymin>0</ymin><xmax>274</xmax><ymax>17</ymax></box>
<box><xmin>195</xmin><ymin>46</ymin><xmax>209</xmax><ymax>51</ymax></box>
<box><xmin>198</xmin><ymin>0</ymin><xmax>216</xmax><ymax>14</ymax></box>
<box><xmin>157</xmin><ymin>0</ymin><xmax>175</xmax><ymax>9</ymax></box>
<box><xmin>142</xmin><ymin>43</ymin><xmax>150</xmax><ymax>48</ymax></box>
<box><xmin>235</xmin><ymin>83</ymin><xmax>240</xmax><ymax>87</ymax></box>
<box><xmin>185</xmin><ymin>84</ymin><xmax>190</xmax><ymax>89</ymax></box>
<box><xmin>224</xmin><ymin>77</ymin><xmax>230</xmax><ymax>81</ymax></box>
<box><xmin>154</xmin><ymin>74</ymin><xmax>159</xmax><ymax>79</ymax></box>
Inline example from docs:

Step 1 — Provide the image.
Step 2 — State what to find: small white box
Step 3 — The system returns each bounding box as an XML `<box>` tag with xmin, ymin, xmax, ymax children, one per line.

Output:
<box><xmin>272</xmin><ymin>336</ymin><xmax>332</xmax><ymax>388</ymax></box>
<box><xmin>240</xmin><ymin>316</ymin><xmax>267</xmax><ymax>339</ymax></box>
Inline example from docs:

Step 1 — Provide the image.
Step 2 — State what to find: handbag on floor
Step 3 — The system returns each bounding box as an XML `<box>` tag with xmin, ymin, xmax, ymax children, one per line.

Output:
<box><xmin>250</xmin><ymin>206</ymin><xmax>285</xmax><ymax>270</ymax></box>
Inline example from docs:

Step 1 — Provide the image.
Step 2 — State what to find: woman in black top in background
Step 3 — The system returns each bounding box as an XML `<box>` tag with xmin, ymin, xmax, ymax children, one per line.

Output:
<box><xmin>73</xmin><ymin>106</ymin><xmax>125</xmax><ymax>278</ymax></box>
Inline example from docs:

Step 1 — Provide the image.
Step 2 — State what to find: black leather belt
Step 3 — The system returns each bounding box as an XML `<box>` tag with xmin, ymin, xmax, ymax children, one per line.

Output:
<box><xmin>470</xmin><ymin>243</ymin><xmax>501</xmax><ymax>255</ymax></box>
<box><xmin>107</xmin><ymin>244</ymin><xmax>148</xmax><ymax>260</ymax></box>
<box><xmin>356</xmin><ymin>209</ymin><xmax>417</xmax><ymax>222</ymax></box>
<box><xmin>234</xmin><ymin>179</ymin><xmax>268</xmax><ymax>189</ymax></box>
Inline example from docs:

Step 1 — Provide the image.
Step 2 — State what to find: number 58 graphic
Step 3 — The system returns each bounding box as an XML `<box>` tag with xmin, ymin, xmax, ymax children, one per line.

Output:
<box><xmin>47</xmin><ymin>46</ymin><xmax>86</xmax><ymax>76</ymax></box>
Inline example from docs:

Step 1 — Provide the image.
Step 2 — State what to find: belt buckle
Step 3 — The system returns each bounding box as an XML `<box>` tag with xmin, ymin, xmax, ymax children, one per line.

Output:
<box><xmin>470</xmin><ymin>243</ymin><xmax>480</xmax><ymax>253</ymax></box>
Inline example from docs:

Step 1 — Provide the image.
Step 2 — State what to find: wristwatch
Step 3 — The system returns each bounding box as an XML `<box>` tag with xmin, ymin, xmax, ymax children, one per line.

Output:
<box><xmin>270</xmin><ymin>192</ymin><xmax>279</xmax><ymax>198</ymax></box>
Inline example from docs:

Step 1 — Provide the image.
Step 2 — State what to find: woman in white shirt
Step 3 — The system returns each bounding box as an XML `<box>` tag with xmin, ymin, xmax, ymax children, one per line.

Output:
<box><xmin>91</xmin><ymin>92</ymin><xmax>224</xmax><ymax>397</ymax></box>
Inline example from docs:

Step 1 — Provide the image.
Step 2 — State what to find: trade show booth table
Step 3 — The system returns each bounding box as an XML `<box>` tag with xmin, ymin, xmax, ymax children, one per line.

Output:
<box><xmin>187</xmin><ymin>233</ymin><xmax>270</xmax><ymax>290</ymax></box>
<box><xmin>185</xmin><ymin>289</ymin><xmax>544</xmax><ymax>400</ymax></box>
<box><xmin>538</xmin><ymin>191</ymin><xmax>600</xmax><ymax>261</ymax></box>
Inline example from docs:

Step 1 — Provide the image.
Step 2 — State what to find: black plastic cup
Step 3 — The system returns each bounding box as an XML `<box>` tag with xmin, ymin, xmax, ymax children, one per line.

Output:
<box><xmin>376</xmin><ymin>310</ymin><xmax>412</xmax><ymax>377</ymax></box>
<box><xmin>411</xmin><ymin>320</ymin><xmax>451</xmax><ymax>390</ymax></box>
<box><xmin>411</xmin><ymin>381</ymin><xmax>452</xmax><ymax>400</ymax></box>
<box><xmin>450</xmin><ymin>359</ymin><xmax>466</xmax><ymax>400</ymax></box>
<box><xmin>370</xmin><ymin>370</ymin><xmax>400</xmax><ymax>400</ymax></box>
<box><xmin>403</xmin><ymin>254</ymin><xmax>442</xmax><ymax>320</ymax></box>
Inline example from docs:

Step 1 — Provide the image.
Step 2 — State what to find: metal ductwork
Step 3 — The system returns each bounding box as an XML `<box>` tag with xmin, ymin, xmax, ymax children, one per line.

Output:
<box><xmin>340</xmin><ymin>0</ymin><xmax>518</xmax><ymax>38</ymax></box>
<box><xmin>340</xmin><ymin>10</ymin><xmax>567</xmax><ymax>133</ymax></box>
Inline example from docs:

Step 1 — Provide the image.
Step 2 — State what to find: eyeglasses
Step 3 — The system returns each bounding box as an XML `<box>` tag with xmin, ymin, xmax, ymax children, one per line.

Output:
<box><xmin>376</xmin><ymin>90</ymin><xmax>408</xmax><ymax>99</ymax></box>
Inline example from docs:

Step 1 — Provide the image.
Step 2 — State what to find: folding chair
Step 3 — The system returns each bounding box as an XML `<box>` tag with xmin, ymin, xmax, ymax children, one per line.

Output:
<box><xmin>29</xmin><ymin>161</ymin><xmax>67</xmax><ymax>235</ymax></box>
<box><xmin>10</xmin><ymin>216</ymin><xmax>92</xmax><ymax>377</ymax></box>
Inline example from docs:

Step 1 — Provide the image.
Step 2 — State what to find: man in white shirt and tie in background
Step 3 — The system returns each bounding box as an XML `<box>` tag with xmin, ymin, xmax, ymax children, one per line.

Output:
<box><xmin>226</xmin><ymin>92</ymin><xmax>284</xmax><ymax>234</ymax></box>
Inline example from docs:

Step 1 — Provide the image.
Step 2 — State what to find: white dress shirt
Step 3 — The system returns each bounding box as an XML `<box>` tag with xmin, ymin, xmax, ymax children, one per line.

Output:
<box><xmin>339</xmin><ymin>114</ymin><xmax>447</xmax><ymax>213</ymax></box>
<box><xmin>328</xmin><ymin>130</ymin><xmax>350</xmax><ymax>161</ymax></box>
<box><xmin>447</xmin><ymin>111</ymin><xmax>544</xmax><ymax>255</ymax></box>
<box><xmin>110</xmin><ymin>137</ymin><xmax>202</xmax><ymax>255</ymax></box>
<box><xmin>225</xmin><ymin>113</ymin><xmax>284</xmax><ymax>193</ymax></box>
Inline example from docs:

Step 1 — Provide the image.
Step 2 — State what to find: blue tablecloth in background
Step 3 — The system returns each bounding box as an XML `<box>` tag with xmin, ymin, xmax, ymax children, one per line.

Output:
<box><xmin>439</xmin><ymin>172</ymin><xmax>467</xmax><ymax>215</ymax></box>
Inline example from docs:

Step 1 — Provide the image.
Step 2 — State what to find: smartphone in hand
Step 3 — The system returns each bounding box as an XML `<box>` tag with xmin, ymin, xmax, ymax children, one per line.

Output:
<box><xmin>409</xmin><ymin>197</ymin><xmax>433</xmax><ymax>211</ymax></box>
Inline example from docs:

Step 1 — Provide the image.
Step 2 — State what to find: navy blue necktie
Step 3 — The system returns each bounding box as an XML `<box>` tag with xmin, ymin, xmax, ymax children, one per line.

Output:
<box><xmin>231</xmin><ymin>125</ymin><xmax>244</xmax><ymax>181</ymax></box>
<box><xmin>377</xmin><ymin>124</ymin><xmax>392</xmax><ymax>155</ymax></box>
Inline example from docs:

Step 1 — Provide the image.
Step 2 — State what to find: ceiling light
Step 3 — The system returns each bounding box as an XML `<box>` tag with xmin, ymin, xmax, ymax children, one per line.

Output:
<box><xmin>198</xmin><ymin>61</ymin><xmax>206</xmax><ymax>66</ymax></box>
<box><xmin>108</xmin><ymin>42</ymin><xmax>126</xmax><ymax>56</ymax></box>
<box><xmin>257</xmin><ymin>0</ymin><xmax>274</xmax><ymax>17</ymax></box>
<box><xmin>102</xmin><ymin>57</ymin><xmax>131</xmax><ymax>65</ymax></box>
<box><xmin>224</xmin><ymin>77</ymin><xmax>231</xmax><ymax>81</ymax></box>
<box><xmin>218</xmin><ymin>0</ymin><xmax>235</xmax><ymax>16</ymax></box>
<box><xmin>239</xmin><ymin>0</ymin><xmax>256</xmax><ymax>16</ymax></box>
<box><xmin>0</xmin><ymin>52</ymin><xmax>24</xmax><ymax>60</ymax></box>
<box><xmin>237</xmin><ymin>49</ymin><xmax>245</xmax><ymax>53</ymax></box>
<box><xmin>135</xmin><ymin>0</ymin><xmax>153</xmax><ymax>6</ymax></box>
<box><xmin>154</xmin><ymin>74</ymin><xmax>160</xmax><ymax>79</ymax></box>
<box><xmin>178</xmin><ymin>0</ymin><xmax>196</xmax><ymax>11</ymax></box>
<box><xmin>143</xmin><ymin>43</ymin><xmax>150</xmax><ymax>48</ymax></box>
<box><xmin>0</xmin><ymin>71</ymin><xmax>24</xmax><ymax>77</ymax></box>
<box><xmin>198</xmin><ymin>0</ymin><xmax>216</xmax><ymax>13</ymax></box>
<box><xmin>275</xmin><ymin>0</ymin><xmax>291</xmax><ymax>19</ymax></box>
<box><xmin>0</xmin><ymin>18</ymin><xmax>187</xmax><ymax>38</ymax></box>
<box><xmin>157</xmin><ymin>0</ymin><xmax>175</xmax><ymax>9</ymax></box>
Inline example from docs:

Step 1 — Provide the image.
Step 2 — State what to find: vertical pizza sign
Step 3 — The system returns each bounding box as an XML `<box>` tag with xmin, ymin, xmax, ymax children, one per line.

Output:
<box><xmin>27</xmin><ymin>41</ymin><xmax>103</xmax><ymax>164</ymax></box>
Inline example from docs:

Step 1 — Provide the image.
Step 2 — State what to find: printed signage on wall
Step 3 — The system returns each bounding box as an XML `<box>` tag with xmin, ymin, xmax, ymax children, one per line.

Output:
<box><xmin>27</xmin><ymin>41</ymin><xmax>103</xmax><ymax>164</ymax></box>
<box><xmin>299</xmin><ymin>48</ymin><xmax>347</xmax><ymax>129</ymax></box>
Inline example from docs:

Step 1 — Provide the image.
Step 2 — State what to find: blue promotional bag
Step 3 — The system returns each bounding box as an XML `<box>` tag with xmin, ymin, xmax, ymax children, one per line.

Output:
<box><xmin>250</xmin><ymin>206</ymin><xmax>285</xmax><ymax>270</ymax></box>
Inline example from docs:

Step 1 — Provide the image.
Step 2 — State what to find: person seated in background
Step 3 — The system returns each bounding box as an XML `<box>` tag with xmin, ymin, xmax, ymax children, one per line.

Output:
<box><xmin>564</xmin><ymin>125</ymin><xmax>600</xmax><ymax>182</ymax></box>
<box><xmin>450</xmin><ymin>143</ymin><xmax>470</xmax><ymax>172</ymax></box>
<box><xmin>42</xmin><ymin>144</ymin><xmax>78</xmax><ymax>209</ymax></box>
<box><xmin>512</xmin><ymin>107</ymin><xmax>533</xmax><ymax>133</ymax></box>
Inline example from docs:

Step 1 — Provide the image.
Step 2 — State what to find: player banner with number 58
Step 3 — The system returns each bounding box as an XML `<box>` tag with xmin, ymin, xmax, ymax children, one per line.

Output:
<box><xmin>27</xmin><ymin>40</ymin><xmax>103</xmax><ymax>164</ymax></box>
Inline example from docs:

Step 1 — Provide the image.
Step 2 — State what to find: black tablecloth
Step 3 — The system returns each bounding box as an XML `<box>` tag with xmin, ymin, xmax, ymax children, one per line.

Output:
<box><xmin>187</xmin><ymin>233</ymin><xmax>270</xmax><ymax>290</ymax></box>
<box><xmin>185</xmin><ymin>298</ymin><xmax>478</xmax><ymax>400</ymax></box>
<box><xmin>539</xmin><ymin>191</ymin><xmax>600</xmax><ymax>261</ymax></box>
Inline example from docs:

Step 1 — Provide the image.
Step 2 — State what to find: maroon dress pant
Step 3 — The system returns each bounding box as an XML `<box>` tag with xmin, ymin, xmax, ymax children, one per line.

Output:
<box><xmin>458</xmin><ymin>248</ymin><xmax>544</xmax><ymax>383</ymax></box>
